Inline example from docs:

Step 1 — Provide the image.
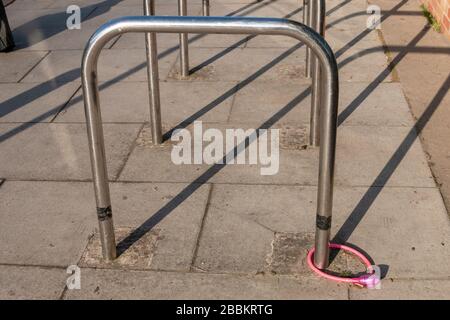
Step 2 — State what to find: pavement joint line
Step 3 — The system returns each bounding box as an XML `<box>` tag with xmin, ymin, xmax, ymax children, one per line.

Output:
<box><xmin>49</xmin><ymin>84</ymin><xmax>82</xmax><ymax>123</ymax></box>
<box><xmin>225</xmin><ymin>82</ymin><xmax>240</xmax><ymax>123</ymax></box>
<box><xmin>14</xmin><ymin>123</ymin><xmax>415</xmax><ymax>128</ymax></box>
<box><xmin>1</xmin><ymin>261</ymin><xmax>449</xmax><ymax>282</ymax></box>
<box><xmin>0</xmin><ymin>178</ymin><xmax>441</xmax><ymax>190</ymax></box>
<box><xmin>375</xmin><ymin>29</ymin><xmax>400</xmax><ymax>83</ymax></box>
<box><xmin>113</xmin><ymin>122</ymin><xmax>147</xmax><ymax>181</ymax></box>
<box><xmin>190</xmin><ymin>184</ymin><xmax>214</xmax><ymax>271</ymax></box>
<box><xmin>16</xmin><ymin>50</ymin><xmax>51</xmax><ymax>83</ymax></box>
<box><xmin>0</xmin><ymin>262</ymin><xmax>67</xmax><ymax>270</ymax></box>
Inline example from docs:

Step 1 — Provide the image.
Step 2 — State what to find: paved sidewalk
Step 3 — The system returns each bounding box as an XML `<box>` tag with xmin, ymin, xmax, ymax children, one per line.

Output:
<box><xmin>0</xmin><ymin>0</ymin><xmax>449</xmax><ymax>299</ymax></box>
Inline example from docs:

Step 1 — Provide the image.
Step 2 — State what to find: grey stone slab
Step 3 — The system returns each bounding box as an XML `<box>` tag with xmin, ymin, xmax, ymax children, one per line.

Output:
<box><xmin>6</xmin><ymin>0</ymin><xmax>57</xmax><ymax>10</ymax></box>
<box><xmin>0</xmin><ymin>181</ymin><xmax>96</xmax><ymax>266</ymax></box>
<box><xmin>0</xmin><ymin>180</ymin><xmax>209</xmax><ymax>272</ymax></box>
<box><xmin>332</xmin><ymin>186</ymin><xmax>450</xmax><ymax>279</ymax></box>
<box><xmin>0</xmin><ymin>82</ymin><xmax>80</xmax><ymax>123</ymax></box>
<box><xmin>55</xmin><ymin>81</ymin><xmax>149</xmax><ymax>123</ymax></box>
<box><xmin>113</xmin><ymin>33</ymin><xmax>181</xmax><ymax>50</ymax></box>
<box><xmin>108</xmin><ymin>182</ymin><xmax>211</xmax><ymax>271</ymax></box>
<box><xmin>45</xmin><ymin>0</ymin><xmax>122</xmax><ymax>9</ymax></box>
<box><xmin>0</xmin><ymin>265</ymin><xmax>66</xmax><ymax>300</ymax></box>
<box><xmin>206</xmin><ymin>1</ymin><xmax>302</xmax><ymax>20</ymax></box>
<box><xmin>0</xmin><ymin>51</ymin><xmax>48</xmax><ymax>83</ymax></box>
<box><xmin>12</xmin><ymin>26</ymin><xmax>115</xmax><ymax>51</ymax></box>
<box><xmin>338</xmin><ymin>48</ymin><xmax>393</xmax><ymax>83</ymax></box>
<box><xmin>21</xmin><ymin>49</ymin><xmax>177</xmax><ymax>83</ymax></box>
<box><xmin>97</xmin><ymin>49</ymin><xmax>177</xmax><ymax>83</ymax></box>
<box><xmin>334</xmin><ymin>125</ymin><xmax>434</xmax><ymax>187</ymax></box>
<box><xmin>80</xmin><ymin>3</ymin><xmax>201</xmax><ymax>29</ymax></box>
<box><xmin>20</xmin><ymin>50</ymin><xmax>82</xmax><ymax>83</ymax></box>
<box><xmin>65</xmin><ymin>269</ymin><xmax>348</xmax><ymax>299</ymax></box>
<box><xmin>119</xmin><ymin>125</ymin><xmax>435</xmax><ymax>187</ymax></box>
<box><xmin>194</xmin><ymin>184</ymin><xmax>316</xmax><ymax>273</ymax></box>
<box><xmin>193</xmin><ymin>184</ymin><xmax>363</xmax><ymax>274</ymax></box>
<box><xmin>55</xmin><ymin>80</ymin><xmax>238</xmax><ymax>125</ymax></box>
<box><xmin>350</xmin><ymin>279</ymin><xmax>450</xmax><ymax>300</ymax></box>
<box><xmin>229</xmin><ymin>81</ymin><xmax>414</xmax><ymax>127</ymax></box>
<box><xmin>195</xmin><ymin>184</ymin><xmax>450</xmax><ymax>278</ymax></box>
<box><xmin>169</xmin><ymin>47</ymin><xmax>307</xmax><ymax>82</ymax></box>
<box><xmin>0</xmin><ymin>123</ymin><xmax>141</xmax><ymax>180</ymax></box>
<box><xmin>337</xmin><ymin>82</ymin><xmax>415</xmax><ymax>126</ymax></box>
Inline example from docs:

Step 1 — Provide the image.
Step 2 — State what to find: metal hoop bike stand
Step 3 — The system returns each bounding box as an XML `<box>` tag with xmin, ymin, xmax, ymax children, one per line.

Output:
<box><xmin>81</xmin><ymin>16</ymin><xmax>339</xmax><ymax>270</ymax></box>
<box><xmin>143</xmin><ymin>0</ymin><xmax>210</xmax><ymax>143</ymax></box>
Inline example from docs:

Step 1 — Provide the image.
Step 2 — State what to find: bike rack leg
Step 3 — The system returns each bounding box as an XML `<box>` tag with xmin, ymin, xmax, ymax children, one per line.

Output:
<box><xmin>309</xmin><ymin>0</ymin><xmax>325</xmax><ymax>147</ymax></box>
<box><xmin>82</xmin><ymin>17</ymin><xmax>338</xmax><ymax>269</ymax></box>
<box><xmin>203</xmin><ymin>0</ymin><xmax>210</xmax><ymax>16</ymax></box>
<box><xmin>303</xmin><ymin>0</ymin><xmax>311</xmax><ymax>78</ymax></box>
<box><xmin>178</xmin><ymin>0</ymin><xmax>190</xmax><ymax>78</ymax></box>
<box><xmin>144</xmin><ymin>0</ymin><xmax>163</xmax><ymax>144</ymax></box>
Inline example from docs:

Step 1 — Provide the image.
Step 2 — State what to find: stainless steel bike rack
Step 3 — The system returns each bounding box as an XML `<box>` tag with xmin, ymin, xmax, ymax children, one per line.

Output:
<box><xmin>178</xmin><ymin>0</ymin><xmax>210</xmax><ymax>78</ymax></box>
<box><xmin>142</xmin><ymin>0</ymin><xmax>210</xmax><ymax>140</ymax></box>
<box><xmin>306</xmin><ymin>0</ymin><xmax>325</xmax><ymax>146</ymax></box>
<box><xmin>81</xmin><ymin>16</ymin><xmax>339</xmax><ymax>270</ymax></box>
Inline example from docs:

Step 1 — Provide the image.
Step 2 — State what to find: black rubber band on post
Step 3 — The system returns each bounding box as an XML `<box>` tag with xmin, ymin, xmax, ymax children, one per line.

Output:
<box><xmin>316</xmin><ymin>215</ymin><xmax>331</xmax><ymax>230</ymax></box>
<box><xmin>97</xmin><ymin>206</ymin><xmax>112</xmax><ymax>221</ymax></box>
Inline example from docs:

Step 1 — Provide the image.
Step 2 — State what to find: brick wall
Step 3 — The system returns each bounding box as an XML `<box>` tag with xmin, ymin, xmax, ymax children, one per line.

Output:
<box><xmin>420</xmin><ymin>0</ymin><xmax>450</xmax><ymax>36</ymax></box>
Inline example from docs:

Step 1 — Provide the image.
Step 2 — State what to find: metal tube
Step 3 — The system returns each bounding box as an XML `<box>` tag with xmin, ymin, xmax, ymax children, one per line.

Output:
<box><xmin>303</xmin><ymin>0</ymin><xmax>311</xmax><ymax>78</ymax></box>
<box><xmin>144</xmin><ymin>0</ymin><xmax>163</xmax><ymax>144</ymax></box>
<box><xmin>309</xmin><ymin>0</ymin><xmax>325</xmax><ymax>147</ymax></box>
<box><xmin>81</xmin><ymin>16</ymin><xmax>338</xmax><ymax>267</ymax></box>
<box><xmin>178</xmin><ymin>0</ymin><xmax>189</xmax><ymax>77</ymax></box>
<box><xmin>202</xmin><ymin>0</ymin><xmax>210</xmax><ymax>16</ymax></box>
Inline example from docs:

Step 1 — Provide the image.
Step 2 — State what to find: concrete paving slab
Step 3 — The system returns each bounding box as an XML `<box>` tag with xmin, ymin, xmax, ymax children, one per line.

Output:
<box><xmin>0</xmin><ymin>123</ymin><xmax>141</xmax><ymax>180</ymax></box>
<box><xmin>21</xmin><ymin>49</ymin><xmax>177</xmax><ymax>83</ymax></box>
<box><xmin>20</xmin><ymin>50</ymin><xmax>81</xmax><ymax>84</ymax></box>
<box><xmin>332</xmin><ymin>186</ymin><xmax>450</xmax><ymax>279</ymax></box>
<box><xmin>337</xmin><ymin>47</ymin><xmax>392</xmax><ymax>83</ymax></box>
<box><xmin>12</xmin><ymin>26</ymin><xmax>115</xmax><ymax>51</ymax></box>
<box><xmin>0</xmin><ymin>51</ymin><xmax>48</xmax><ymax>83</ymax></box>
<box><xmin>194</xmin><ymin>184</ymin><xmax>315</xmax><ymax>273</ymax></box>
<box><xmin>207</xmin><ymin>1</ymin><xmax>303</xmax><ymax>20</ymax></box>
<box><xmin>55</xmin><ymin>80</ymin><xmax>238</xmax><ymax>125</ymax></box>
<box><xmin>230</xmin><ymin>81</ymin><xmax>414</xmax><ymax>127</ymax></box>
<box><xmin>97</xmin><ymin>49</ymin><xmax>177</xmax><ymax>82</ymax></box>
<box><xmin>64</xmin><ymin>268</ymin><xmax>348</xmax><ymax>299</ymax></box>
<box><xmin>0</xmin><ymin>265</ymin><xmax>66</xmax><ymax>300</ymax></box>
<box><xmin>112</xmin><ymin>33</ymin><xmax>179</xmax><ymax>50</ymax></box>
<box><xmin>5</xmin><ymin>0</ymin><xmax>57</xmax><ymax>10</ymax></box>
<box><xmin>0</xmin><ymin>181</ymin><xmax>96</xmax><ymax>266</ymax></box>
<box><xmin>108</xmin><ymin>182</ymin><xmax>211</xmax><ymax>271</ymax></box>
<box><xmin>350</xmin><ymin>279</ymin><xmax>450</xmax><ymax>300</ymax></box>
<box><xmin>0</xmin><ymin>82</ymin><xmax>80</xmax><ymax>123</ymax></box>
<box><xmin>119</xmin><ymin>124</ymin><xmax>435</xmax><ymax>187</ymax></box>
<box><xmin>195</xmin><ymin>184</ymin><xmax>450</xmax><ymax>279</ymax></box>
<box><xmin>169</xmin><ymin>46</ymin><xmax>306</xmax><ymax>82</ymax></box>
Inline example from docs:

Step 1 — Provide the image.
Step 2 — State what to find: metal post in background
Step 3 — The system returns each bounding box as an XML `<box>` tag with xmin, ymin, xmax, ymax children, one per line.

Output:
<box><xmin>144</xmin><ymin>0</ymin><xmax>163</xmax><ymax>144</ymax></box>
<box><xmin>309</xmin><ymin>0</ymin><xmax>325</xmax><ymax>147</ymax></box>
<box><xmin>81</xmin><ymin>16</ymin><xmax>338</xmax><ymax>268</ymax></box>
<box><xmin>303</xmin><ymin>0</ymin><xmax>311</xmax><ymax>78</ymax></box>
<box><xmin>0</xmin><ymin>1</ymin><xmax>15</xmax><ymax>52</ymax></box>
<box><xmin>178</xmin><ymin>0</ymin><xmax>189</xmax><ymax>77</ymax></box>
<box><xmin>202</xmin><ymin>0</ymin><xmax>210</xmax><ymax>16</ymax></box>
